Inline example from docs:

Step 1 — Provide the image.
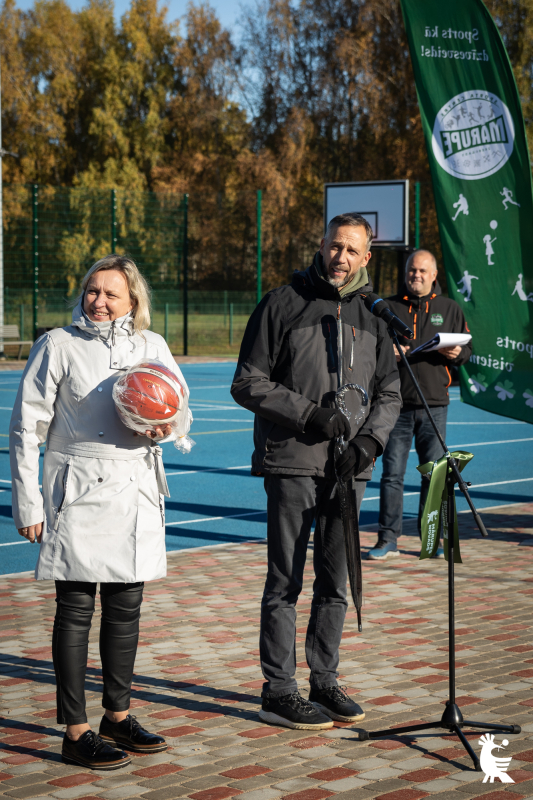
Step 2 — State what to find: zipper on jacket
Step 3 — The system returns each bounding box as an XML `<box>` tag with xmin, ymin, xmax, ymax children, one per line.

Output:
<box><xmin>349</xmin><ymin>327</ymin><xmax>356</xmax><ymax>371</ymax></box>
<box><xmin>54</xmin><ymin>462</ymin><xmax>72</xmax><ymax>531</ymax></box>
<box><xmin>111</xmin><ymin>320</ymin><xmax>116</xmax><ymax>347</ymax></box>
<box><xmin>336</xmin><ymin>302</ymin><xmax>343</xmax><ymax>388</ymax></box>
<box><xmin>326</xmin><ymin>324</ymin><xmax>335</xmax><ymax>371</ymax></box>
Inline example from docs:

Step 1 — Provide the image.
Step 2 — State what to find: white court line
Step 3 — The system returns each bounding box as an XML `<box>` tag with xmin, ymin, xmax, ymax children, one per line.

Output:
<box><xmin>190</xmin><ymin>406</ymin><xmax>239</xmax><ymax>411</ymax></box>
<box><xmin>191</xmin><ymin>418</ymin><xmax>253</xmax><ymax>422</ymax></box>
<box><xmin>361</xmin><ymin>476</ymin><xmax>533</xmax><ymax>502</ymax></box>
<box><xmin>410</xmin><ymin>437</ymin><xmax>533</xmax><ymax>452</ymax></box>
<box><xmin>447</xmin><ymin>421</ymin><xmax>527</xmax><ymax>425</ymax></box>
<box><xmin>0</xmin><ymin>541</ymin><xmax>27</xmax><ymax>547</ymax></box>
<box><xmin>0</xmin><ymin>407</ymin><xmax>13</xmax><ymax>410</ymax></box>
<box><xmin>460</xmin><ymin>477</ymin><xmax>533</xmax><ymax>488</ymax></box>
<box><xmin>166</xmin><ymin>510</ymin><xmax>266</xmax><ymax>526</ymax></box>
<box><xmin>166</xmin><ymin>465</ymin><xmax>249</xmax><ymax>477</ymax></box>
<box><xmin>188</xmin><ymin>385</ymin><xmax>231</xmax><ymax>390</ymax></box>
<box><xmin>163</xmin><ymin>476</ymin><xmax>533</xmax><ymax>527</ymax></box>
<box><xmin>190</xmin><ymin>401</ymin><xmax>237</xmax><ymax>405</ymax></box>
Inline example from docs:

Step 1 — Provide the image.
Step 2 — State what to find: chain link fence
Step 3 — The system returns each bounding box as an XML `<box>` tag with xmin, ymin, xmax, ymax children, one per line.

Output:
<box><xmin>3</xmin><ymin>184</ymin><xmax>260</xmax><ymax>356</ymax></box>
<box><xmin>2</xmin><ymin>183</ymin><xmax>412</xmax><ymax>359</ymax></box>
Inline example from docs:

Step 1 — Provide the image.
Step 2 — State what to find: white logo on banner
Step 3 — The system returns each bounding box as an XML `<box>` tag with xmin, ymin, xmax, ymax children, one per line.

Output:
<box><xmin>479</xmin><ymin>734</ymin><xmax>514</xmax><ymax>783</ymax></box>
<box><xmin>432</xmin><ymin>91</ymin><xmax>515</xmax><ymax>180</ymax></box>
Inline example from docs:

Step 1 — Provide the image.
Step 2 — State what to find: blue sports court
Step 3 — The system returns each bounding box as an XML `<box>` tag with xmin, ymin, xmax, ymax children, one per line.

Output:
<box><xmin>1</xmin><ymin>361</ymin><xmax>532</xmax><ymax>575</ymax></box>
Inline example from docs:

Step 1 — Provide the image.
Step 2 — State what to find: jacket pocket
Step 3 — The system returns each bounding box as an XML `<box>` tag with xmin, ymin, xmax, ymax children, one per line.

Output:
<box><xmin>53</xmin><ymin>461</ymin><xmax>72</xmax><ymax>531</ymax></box>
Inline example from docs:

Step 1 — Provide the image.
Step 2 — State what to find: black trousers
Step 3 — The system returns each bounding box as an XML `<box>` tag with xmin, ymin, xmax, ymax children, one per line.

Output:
<box><xmin>260</xmin><ymin>475</ymin><xmax>366</xmax><ymax>697</ymax></box>
<box><xmin>52</xmin><ymin>581</ymin><xmax>144</xmax><ymax>725</ymax></box>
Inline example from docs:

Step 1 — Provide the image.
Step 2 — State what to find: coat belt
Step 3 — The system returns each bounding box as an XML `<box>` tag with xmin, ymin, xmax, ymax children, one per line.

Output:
<box><xmin>150</xmin><ymin>445</ymin><xmax>170</xmax><ymax>497</ymax></box>
<box><xmin>47</xmin><ymin>435</ymin><xmax>170</xmax><ymax>497</ymax></box>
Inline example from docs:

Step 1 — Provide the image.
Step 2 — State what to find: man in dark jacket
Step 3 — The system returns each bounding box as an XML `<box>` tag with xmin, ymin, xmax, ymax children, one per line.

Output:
<box><xmin>231</xmin><ymin>213</ymin><xmax>401</xmax><ymax>731</ymax></box>
<box><xmin>369</xmin><ymin>249</ymin><xmax>472</xmax><ymax>561</ymax></box>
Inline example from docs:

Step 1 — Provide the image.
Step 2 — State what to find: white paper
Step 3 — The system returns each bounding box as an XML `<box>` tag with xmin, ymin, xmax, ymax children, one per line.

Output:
<box><xmin>408</xmin><ymin>332</ymin><xmax>472</xmax><ymax>356</ymax></box>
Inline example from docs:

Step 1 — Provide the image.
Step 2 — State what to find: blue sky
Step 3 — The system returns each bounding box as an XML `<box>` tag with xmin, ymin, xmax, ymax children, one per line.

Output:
<box><xmin>13</xmin><ymin>0</ymin><xmax>242</xmax><ymax>31</ymax></box>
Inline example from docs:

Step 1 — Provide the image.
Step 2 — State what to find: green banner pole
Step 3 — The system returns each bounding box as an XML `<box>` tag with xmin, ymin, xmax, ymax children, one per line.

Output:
<box><xmin>32</xmin><ymin>184</ymin><xmax>38</xmax><ymax>340</ymax></box>
<box><xmin>256</xmin><ymin>189</ymin><xmax>262</xmax><ymax>305</ymax></box>
<box><xmin>400</xmin><ymin>0</ymin><xmax>533</xmax><ymax>423</ymax></box>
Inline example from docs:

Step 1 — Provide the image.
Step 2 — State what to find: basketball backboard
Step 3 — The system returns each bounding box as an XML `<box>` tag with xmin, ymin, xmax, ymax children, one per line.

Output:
<box><xmin>324</xmin><ymin>180</ymin><xmax>409</xmax><ymax>247</ymax></box>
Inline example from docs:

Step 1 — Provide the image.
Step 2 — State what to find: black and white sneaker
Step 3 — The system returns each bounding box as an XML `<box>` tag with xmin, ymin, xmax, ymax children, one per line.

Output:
<box><xmin>259</xmin><ymin>691</ymin><xmax>334</xmax><ymax>730</ymax></box>
<box><xmin>309</xmin><ymin>685</ymin><xmax>365</xmax><ymax>722</ymax></box>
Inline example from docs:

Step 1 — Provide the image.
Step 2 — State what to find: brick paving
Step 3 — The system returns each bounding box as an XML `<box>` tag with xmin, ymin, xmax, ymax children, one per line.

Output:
<box><xmin>1</xmin><ymin>502</ymin><xmax>533</xmax><ymax>800</ymax></box>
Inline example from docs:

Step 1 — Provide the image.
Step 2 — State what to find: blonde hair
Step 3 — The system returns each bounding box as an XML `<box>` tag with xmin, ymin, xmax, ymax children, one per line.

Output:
<box><xmin>78</xmin><ymin>255</ymin><xmax>151</xmax><ymax>333</ymax></box>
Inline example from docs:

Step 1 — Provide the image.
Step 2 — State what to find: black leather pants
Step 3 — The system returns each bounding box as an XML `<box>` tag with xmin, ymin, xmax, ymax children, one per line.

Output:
<box><xmin>52</xmin><ymin>581</ymin><xmax>144</xmax><ymax>725</ymax></box>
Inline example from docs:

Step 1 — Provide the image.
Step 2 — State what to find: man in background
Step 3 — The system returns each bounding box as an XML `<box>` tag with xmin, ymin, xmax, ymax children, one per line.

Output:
<box><xmin>369</xmin><ymin>249</ymin><xmax>471</xmax><ymax>561</ymax></box>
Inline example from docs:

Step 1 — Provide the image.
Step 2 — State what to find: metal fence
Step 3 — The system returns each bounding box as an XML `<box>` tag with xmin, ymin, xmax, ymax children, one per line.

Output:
<box><xmin>2</xmin><ymin>183</ymin><xmax>411</xmax><ymax>359</ymax></box>
<box><xmin>3</xmin><ymin>184</ymin><xmax>261</xmax><ymax>356</ymax></box>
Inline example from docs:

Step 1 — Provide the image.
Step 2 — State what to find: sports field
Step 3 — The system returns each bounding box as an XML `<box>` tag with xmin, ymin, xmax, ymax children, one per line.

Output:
<box><xmin>0</xmin><ymin>361</ymin><xmax>532</xmax><ymax>575</ymax></box>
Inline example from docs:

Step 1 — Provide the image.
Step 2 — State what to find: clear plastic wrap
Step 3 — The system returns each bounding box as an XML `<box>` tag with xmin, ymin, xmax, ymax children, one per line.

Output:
<box><xmin>112</xmin><ymin>359</ymin><xmax>195</xmax><ymax>453</ymax></box>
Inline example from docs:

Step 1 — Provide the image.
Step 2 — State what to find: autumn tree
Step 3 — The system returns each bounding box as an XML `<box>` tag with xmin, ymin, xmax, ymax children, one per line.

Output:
<box><xmin>2</xmin><ymin>0</ymin><xmax>533</xmax><ymax>293</ymax></box>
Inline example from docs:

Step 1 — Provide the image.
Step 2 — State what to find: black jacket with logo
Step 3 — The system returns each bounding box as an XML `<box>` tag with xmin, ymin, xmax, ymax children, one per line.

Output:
<box><xmin>388</xmin><ymin>282</ymin><xmax>472</xmax><ymax>408</ymax></box>
<box><xmin>230</xmin><ymin>254</ymin><xmax>401</xmax><ymax>479</ymax></box>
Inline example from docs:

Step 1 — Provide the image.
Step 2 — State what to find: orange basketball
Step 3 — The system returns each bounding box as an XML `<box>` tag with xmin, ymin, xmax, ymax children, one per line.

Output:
<box><xmin>116</xmin><ymin>362</ymin><xmax>184</xmax><ymax>424</ymax></box>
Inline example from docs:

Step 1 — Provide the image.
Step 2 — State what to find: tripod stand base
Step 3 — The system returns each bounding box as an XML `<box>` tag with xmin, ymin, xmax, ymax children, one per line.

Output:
<box><xmin>360</xmin><ymin>706</ymin><xmax>521</xmax><ymax>770</ymax></box>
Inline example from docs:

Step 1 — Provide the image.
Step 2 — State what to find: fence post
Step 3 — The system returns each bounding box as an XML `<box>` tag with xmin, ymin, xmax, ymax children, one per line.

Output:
<box><xmin>396</xmin><ymin>250</ymin><xmax>406</xmax><ymax>294</ymax></box>
<box><xmin>256</xmin><ymin>189</ymin><xmax>262</xmax><ymax>305</ymax></box>
<box><xmin>32</xmin><ymin>184</ymin><xmax>38</xmax><ymax>340</ymax></box>
<box><xmin>19</xmin><ymin>304</ymin><xmax>24</xmax><ymax>340</ymax></box>
<box><xmin>164</xmin><ymin>302</ymin><xmax>169</xmax><ymax>343</ymax></box>
<box><xmin>111</xmin><ymin>188</ymin><xmax>117</xmax><ymax>251</ymax></box>
<box><xmin>229</xmin><ymin>303</ymin><xmax>233</xmax><ymax>346</ymax></box>
<box><xmin>183</xmin><ymin>194</ymin><xmax>189</xmax><ymax>356</ymax></box>
<box><xmin>415</xmin><ymin>181</ymin><xmax>420</xmax><ymax>250</ymax></box>
<box><xmin>224</xmin><ymin>289</ymin><xmax>228</xmax><ymax>326</ymax></box>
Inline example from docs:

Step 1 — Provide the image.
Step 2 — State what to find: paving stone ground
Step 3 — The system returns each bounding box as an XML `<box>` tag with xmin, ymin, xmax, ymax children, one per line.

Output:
<box><xmin>2</xmin><ymin>502</ymin><xmax>533</xmax><ymax>800</ymax></box>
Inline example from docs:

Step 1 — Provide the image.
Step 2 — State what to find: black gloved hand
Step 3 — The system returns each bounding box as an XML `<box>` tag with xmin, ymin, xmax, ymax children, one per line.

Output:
<box><xmin>336</xmin><ymin>435</ymin><xmax>379</xmax><ymax>481</ymax></box>
<box><xmin>306</xmin><ymin>406</ymin><xmax>351</xmax><ymax>441</ymax></box>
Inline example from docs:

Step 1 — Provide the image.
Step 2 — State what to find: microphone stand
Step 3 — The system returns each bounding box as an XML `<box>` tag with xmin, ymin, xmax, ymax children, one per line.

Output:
<box><xmin>359</xmin><ymin>328</ymin><xmax>520</xmax><ymax>770</ymax></box>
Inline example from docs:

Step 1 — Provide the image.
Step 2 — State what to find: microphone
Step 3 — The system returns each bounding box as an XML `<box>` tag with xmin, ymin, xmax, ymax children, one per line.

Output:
<box><xmin>363</xmin><ymin>293</ymin><xmax>414</xmax><ymax>340</ymax></box>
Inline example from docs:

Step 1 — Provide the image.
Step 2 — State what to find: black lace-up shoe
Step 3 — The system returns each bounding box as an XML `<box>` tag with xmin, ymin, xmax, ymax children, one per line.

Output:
<box><xmin>259</xmin><ymin>691</ymin><xmax>334</xmax><ymax>730</ymax></box>
<box><xmin>99</xmin><ymin>714</ymin><xmax>167</xmax><ymax>753</ymax></box>
<box><xmin>62</xmin><ymin>730</ymin><xmax>131</xmax><ymax>770</ymax></box>
<box><xmin>309</xmin><ymin>685</ymin><xmax>365</xmax><ymax>722</ymax></box>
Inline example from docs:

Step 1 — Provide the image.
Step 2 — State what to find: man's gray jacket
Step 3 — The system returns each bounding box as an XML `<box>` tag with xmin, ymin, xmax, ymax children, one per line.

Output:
<box><xmin>230</xmin><ymin>254</ymin><xmax>402</xmax><ymax>480</ymax></box>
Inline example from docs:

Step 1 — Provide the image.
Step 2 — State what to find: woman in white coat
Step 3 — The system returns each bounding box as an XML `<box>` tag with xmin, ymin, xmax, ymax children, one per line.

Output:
<box><xmin>10</xmin><ymin>255</ymin><xmax>189</xmax><ymax>770</ymax></box>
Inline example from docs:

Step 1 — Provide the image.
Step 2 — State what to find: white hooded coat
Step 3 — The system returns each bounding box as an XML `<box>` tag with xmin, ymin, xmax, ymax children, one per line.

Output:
<box><xmin>9</xmin><ymin>301</ymin><xmax>190</xmax><ymax>583</ymax></box>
